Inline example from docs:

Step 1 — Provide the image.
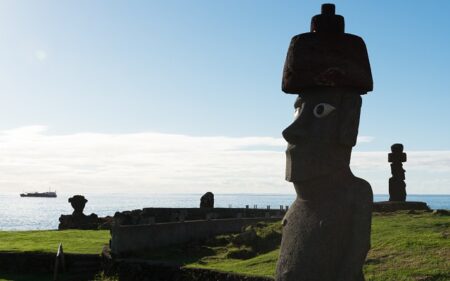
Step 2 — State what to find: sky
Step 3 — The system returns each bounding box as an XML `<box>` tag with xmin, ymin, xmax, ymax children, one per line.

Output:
<box><xmin>0</xmin><ymin>1</ymin><xmax>449</xmax><ymax>195</ymax></box>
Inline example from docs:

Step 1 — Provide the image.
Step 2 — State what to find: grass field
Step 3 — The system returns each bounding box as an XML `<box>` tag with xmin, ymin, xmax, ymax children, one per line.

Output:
<box><xmin>0</xmin><ymin>229</ymin><xmax>109</xmax><ymax>254</ymax></box>
<box><xmin>143</xmin><ymin>211</ymin><xmax>450</xmax><ymax>281</ymax></box>
<box><xmin>0</xmin><ymin>212</ymin><xmax>449</xmax><ymax>281</ymax></box>
<box><xmin>364</xmin><ymin>212</ymin><xmax>449</xmax><ymax>281</ymax></box>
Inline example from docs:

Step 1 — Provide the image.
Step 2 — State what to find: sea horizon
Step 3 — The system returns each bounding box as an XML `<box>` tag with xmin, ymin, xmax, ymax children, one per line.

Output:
<box><xmin>1</xmin><ymin>192</ymin><xmax>449</xmax><ymax>231</ymax></box>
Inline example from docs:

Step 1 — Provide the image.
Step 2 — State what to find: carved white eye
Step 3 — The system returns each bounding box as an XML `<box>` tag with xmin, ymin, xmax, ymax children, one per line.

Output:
<box><xmin>313</xmin><ymin>103</ymin><xmax>335</xmax><ymax>118</ymax></box>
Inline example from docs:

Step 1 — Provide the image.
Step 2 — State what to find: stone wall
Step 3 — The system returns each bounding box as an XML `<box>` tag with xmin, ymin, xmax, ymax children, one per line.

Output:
<box><xmin>111</xmin><ymin>217</ymin><xmax>281</xmax><ymax>257</ymax></box>
<box><xmin>0</xmin><ymin>252</ymin><xmax>100</xmax><ymax>273</ymax></box>
<box><xmin>114</xmin><ymin>207</ymin><xmax>286</xmax><ymax>225</ymax></box>
<box><xmin>372</xmin><ymin>201</ymin><xmax>430</xmax><ymax>212</ymax></box>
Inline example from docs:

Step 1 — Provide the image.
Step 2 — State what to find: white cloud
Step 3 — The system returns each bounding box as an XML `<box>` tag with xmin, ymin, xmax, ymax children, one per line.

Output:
<box><xmin>351</xmin><ymin>151</ymin><xmax>450</xmax><ymax>194</ymax></box>
<box><xmin>352</xmin><ymin>151</ymin><xmax>450</xmax><ymax>172</ymax></box>
<box><xmin>0</xmin><ymin>126</ymin><xmax>448</xmax><ymax>195</ymax></box>
<box><xmin>356</xmin><ymin>136</ymin><xmax>374</xmax><ymax>143</ymax></box>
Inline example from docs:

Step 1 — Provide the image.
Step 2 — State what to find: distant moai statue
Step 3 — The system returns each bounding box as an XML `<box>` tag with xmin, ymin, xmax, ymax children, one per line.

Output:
<box><xmin>200</xmin><ymin>192</ymin><xmax>214</xmax><ymax>208</ymax></box>
<box><xmin>59</xmin><ymin>195</ymin><xmax>101</xmax><ymax>230</ymax></box>
<box><xmin>388</xmin><ymin>143</ymin><xmax>407</xmax><ymax>201</ymax></box>
<box><xmin>276</xmin><ymin>4</ymin><xmax>373</xmax><ymax>281</ymax></box>
<box><xmin>69</xmin><ymin>195</ymin><xmax>88</xmax><ymax>217</ymax></box>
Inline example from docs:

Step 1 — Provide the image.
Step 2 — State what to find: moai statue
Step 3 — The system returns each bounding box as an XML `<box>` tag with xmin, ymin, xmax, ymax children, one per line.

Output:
<box><xmin>69</xmin><ymin>195</ymin><xmax>88</xmax><ymax>217</ymax></box>
<box><xmin>200</xmin><ymin>192</ymin><xmax>214</xmax><ymax>208</ymax></box>
<box><xmin>275</xmin><ymin>4</ymin><xmax>373</xmax><ymax>281</ymax></box>
<box><xmin>388</xmin><ymin>143</ymin><xmax>407</xmax><ymax>201</ymax></box>
<box><xmin>59</xmin><ymin>195</ymin><xmax>100</xmax><ymax>230</ymax></box>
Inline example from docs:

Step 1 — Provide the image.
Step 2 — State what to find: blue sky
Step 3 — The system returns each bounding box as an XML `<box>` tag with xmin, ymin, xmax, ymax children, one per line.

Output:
<box><xmin>0</xmin><ymin>1</ymin><xmax>449</xmax><ymax>194</ymax></box>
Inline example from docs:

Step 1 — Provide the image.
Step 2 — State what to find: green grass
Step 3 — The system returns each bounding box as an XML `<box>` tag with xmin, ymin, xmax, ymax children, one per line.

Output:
<box><xmin>364</xmin><ymin>212</ymin><xmax>450</xmax><ymax>281</ymax></box>
<box><xmin>141</xmin><ymin>211</ymin><xmax>450</xmax><ymax>280</ymax></box>
<box><xmin>187</xmin><ymin>249</ymin><xmax>279</xmax><ymax>277</ymax></box>
<box><xmin>0</xmin><ymin>230</ymin><xmax>109</xmax><ymax>254</ymax></box>
<box><xmin>1</xmin><ymin>212</ymin><xmax>449</xmax><ymax>280</ymax></box>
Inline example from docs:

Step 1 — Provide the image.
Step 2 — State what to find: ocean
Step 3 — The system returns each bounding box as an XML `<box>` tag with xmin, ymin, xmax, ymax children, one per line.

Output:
<box><xmin>0</xmin><ymin>193</ymin><xmax>448</xmax><ymax>231</ymax></box>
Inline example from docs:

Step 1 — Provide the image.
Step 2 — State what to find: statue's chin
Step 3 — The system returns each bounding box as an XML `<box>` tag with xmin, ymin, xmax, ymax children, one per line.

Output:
<box><xmin>285</xmin><ymin>142</ymin><xmax>351</xmax><ymax>182</ymax></box>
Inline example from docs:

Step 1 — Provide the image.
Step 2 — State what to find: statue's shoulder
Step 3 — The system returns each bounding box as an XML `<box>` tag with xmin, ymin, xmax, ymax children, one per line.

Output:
<box><xmin>352</xmin><ymin>176</ymin><xmax>371</xmax><ymax>188</ymax></box>
<box><xmin>349</xmin><ymin>176</ymin><xmax>373</xmax><ymax>201</ymax></box>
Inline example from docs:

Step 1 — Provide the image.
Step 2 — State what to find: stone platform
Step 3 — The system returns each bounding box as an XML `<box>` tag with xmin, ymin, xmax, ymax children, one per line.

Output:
<box><xmin>373</xmin><ymin>201</ymin><xmax>430</xmax><ymax>212</ymax></box>
<box><xmin>111</xmin><ymin>217</ymin><xmax>281</xmax><ymax>256</ymax></box>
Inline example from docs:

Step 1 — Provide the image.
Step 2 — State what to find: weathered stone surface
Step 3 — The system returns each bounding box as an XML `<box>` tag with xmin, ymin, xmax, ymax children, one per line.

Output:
<box><xmin>388</xmin><ymin>143</ymin><xmax>407</xmax><ymax>201</ymax></box>
<box><xmin>113</xmin><ymin>208</ymin><xmax>285</xmax><ymax>226</ymax></box>
<box><xmin>114</xmin><ymin>209</ymin><xmax>144</xmax><ymax>225</ymax></box>
<box><xmin>276</xmin><ymin>4</ymin><xmax>373</xmax><ymax>281</ymax></box>
<box><xmin>58</xmin><ymin>213</ymin><xmax>99</xmax><ymax>230</ymax></box>
<box><xmin>200</xmin><ymin>192</ymin><xmax>214</xmax><ymax>208</ymax></box>
<box><xmin>98</xmin><ymin>216</ymin><xmax>114</xmax><ymax>229</ymax></box>
<box><xmin>111</xmin><ymin>218</ymin><xmax>281</xmax><ymax>256</ymax></box>
<box><xmin>282</xmin><ymin>5</ymin><xmax>373</xmax><ymax>95</ymax></box>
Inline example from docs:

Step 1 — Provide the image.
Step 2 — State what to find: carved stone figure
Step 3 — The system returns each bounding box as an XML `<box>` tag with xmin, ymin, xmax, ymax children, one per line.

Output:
<box><xmin>69</xmin><ymin>195</ymin><xmax>88</xmax><ymax>216</ymax></box>
<box><xmin>58</xmin><ymin>195</ymin><xmax>112</xmax><ymax>230</ymax></box>
<box><xmin>388</xmin><ymin>143</ymin><xmax>407</xmax><ymax>201</ymax></box>
<box><xmin>275</xmin><ymin>4</ymin><xmax>373</xmax><ymax>281</ymax></box>
<box><xmin>200</xmin><ymin>192</ymin><xmax>214</xmax><ymax>208</ymax></box>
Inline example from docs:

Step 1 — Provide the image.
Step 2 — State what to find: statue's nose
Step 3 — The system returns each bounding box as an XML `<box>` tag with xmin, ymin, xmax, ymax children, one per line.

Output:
<box><xmin>282</xmin><ymin>114</ymin><xmax>312</xmax><ymax>144</ymax></box>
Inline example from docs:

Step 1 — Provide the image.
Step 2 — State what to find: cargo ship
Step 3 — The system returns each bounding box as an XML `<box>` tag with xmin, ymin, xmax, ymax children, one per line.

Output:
<box><xmin>20</xmin><ymin>191</ymin><xmax>57</xmax><ymax>198</ymax></box>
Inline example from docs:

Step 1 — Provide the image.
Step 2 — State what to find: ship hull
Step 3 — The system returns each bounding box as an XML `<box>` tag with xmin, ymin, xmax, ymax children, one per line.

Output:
<box><xmin>20</xmin><ymin>193</ymin><xmax>57</xmax><ymax>198</ymax></box>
